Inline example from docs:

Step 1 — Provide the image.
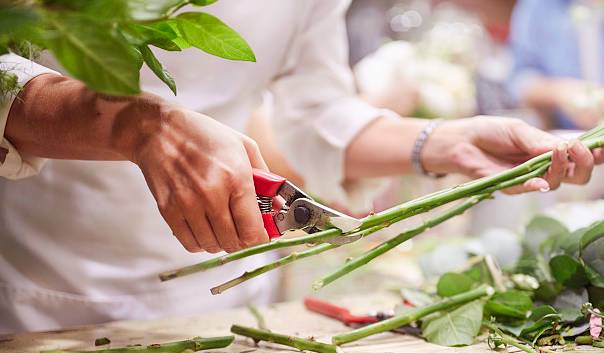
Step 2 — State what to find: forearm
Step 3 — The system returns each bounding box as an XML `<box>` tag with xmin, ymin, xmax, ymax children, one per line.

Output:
<box><xmin>522</xmin><ymin>77</ymin><xmax>564</xmax><ymax>113</ymax></box>
<box><xmin>344</xmin><ymin>116</ymin><xmax>427</xmax><ymax>179</ymax></box>
<box><xmin>5</xmin><ymin>73</ymin><xmax>168</xmax><ymax>162</ymax></box>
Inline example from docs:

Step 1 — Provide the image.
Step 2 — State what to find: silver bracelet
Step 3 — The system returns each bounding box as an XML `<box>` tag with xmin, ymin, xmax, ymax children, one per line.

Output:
<box><xmin>411</xmin><ymin>119</ymin><xmax>446</xmax><ymax>178</ymax></box>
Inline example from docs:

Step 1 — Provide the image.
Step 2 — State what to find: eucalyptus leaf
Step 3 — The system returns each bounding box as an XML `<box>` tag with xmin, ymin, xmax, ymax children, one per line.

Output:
<box><xmin>437</xmin><ymin>272</ymin><xmax>476</xmax><ymax>297</ymax></box>
<box><xmin>176</xmin><ymin>12</ymin><xmax>255</xmax><ymax>61</ymax></box>
<box><xmin>43</xmin><ymin>15</ymin><xmax>142</xmax><ymax>95</ymax></box>
<box><xmin>422</xmin><ymin>300</ymin><xmax>483</xmax><ymax>346</ymax></box>
<box><xmin>549</xmin><ymin>255</ymin><xmax>589</xmax><ymax>288</ymax></box>
<box><xmin>140</xmin><ymin>45</ymin><xmax>176</xmax><ymax>94</ymax></box>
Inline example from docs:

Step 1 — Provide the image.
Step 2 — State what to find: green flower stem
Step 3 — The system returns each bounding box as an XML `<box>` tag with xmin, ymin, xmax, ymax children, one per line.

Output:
<box><xmin>210</xmin><ymin>225</ymin><xmax>385</xmax><ymax>295</ymax></box>
<box><xmin>331</xmin><ymin>285</ymin><xmax>494</xmax><ymax>346</ymax></box>
<box><xmin>483</xmin><ymin>321</ymin><xmax>538</xmax><ymax>353</ymax></box>
<box><xmin>41</xmin><ymin>336</ymin><xmax>234</xmax><ymax>353</ymax></box>
<box><xmin>314</xmin><ymin>194</ymin><xmax>491</xmax><ymax>290</ymax></box>
<box><xmin>158</xmin><ymin>134</ymin><xmax>604</xmax><ymax>283</ymax></box>
<box><xmin>230</xmin><ymin>325</ymin><xmax>339</xmax><ymax>353</ymax></box>
<box><xmin>159</xmin><ymin>229</ymin><xmax>341</xmax><ymax>281</ymax></box>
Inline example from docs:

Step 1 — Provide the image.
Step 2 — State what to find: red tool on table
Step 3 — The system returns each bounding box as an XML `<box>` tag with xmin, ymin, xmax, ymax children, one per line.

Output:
<box><xmin>303</xmin><ymin>297</ymin><xmax>416</xmax><ymax>335</ymax></box>
<box><xmin>253</xmin><ymin>169</ymin><xmax>362</xmax><ymax>244</ymax></box>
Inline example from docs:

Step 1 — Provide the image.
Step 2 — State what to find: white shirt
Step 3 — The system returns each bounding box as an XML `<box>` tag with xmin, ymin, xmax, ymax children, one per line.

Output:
<box><xmin>0</xmin><ymin>0</ymin><xmax>385</xmax><ymax>334</ymax></box>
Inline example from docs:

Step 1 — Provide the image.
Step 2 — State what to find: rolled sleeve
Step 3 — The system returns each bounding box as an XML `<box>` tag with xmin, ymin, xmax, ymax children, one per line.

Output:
<box><xmin>0</xmin><ymin>53</ymin><xmax>58</xmax><ymax>179</ymax></box>
<box><xmin>269</xmin><ymin>0</ymin><xmax>388</xmax><ymax>211</ymax></box>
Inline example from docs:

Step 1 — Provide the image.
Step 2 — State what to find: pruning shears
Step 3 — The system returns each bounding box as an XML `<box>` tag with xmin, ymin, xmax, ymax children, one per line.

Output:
<box><xmin>253</xmin><ymin>169</ymin><xmax>362</xmax><ymax>245</ymax></box>
<box><xmin>303</xmin><ymin>297</ymin><xmax>418</xmax><ymax>335</ymax></box>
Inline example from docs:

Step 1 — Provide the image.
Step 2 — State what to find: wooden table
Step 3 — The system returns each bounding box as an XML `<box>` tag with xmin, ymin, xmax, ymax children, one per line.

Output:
<box><xmin>0</xmin><ymin>293</ymin><xmax>493</xmax><ymax>353</ymax></box>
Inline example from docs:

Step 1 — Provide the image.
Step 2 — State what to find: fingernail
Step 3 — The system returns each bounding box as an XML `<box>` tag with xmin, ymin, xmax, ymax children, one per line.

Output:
<box><xmin>540</xmin><ymin>186</ymin><xmax>550</xmax><ymax>193</ymax></box>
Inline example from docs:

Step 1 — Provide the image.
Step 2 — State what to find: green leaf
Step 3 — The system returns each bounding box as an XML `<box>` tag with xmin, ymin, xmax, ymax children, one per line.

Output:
<box><xmin>552</xmin><ymin>288</ymin><xmax>589</xmax><ymax>322</ymax></box>
<box><xmin>485</xmin><ymin>290</ymin><xmax>533</xmax><ymax>320</ymax></box>
<box><xmin>399</xmin><ymin>288</ymin><xmax>436</xmax><ymax>308</ymax></box>
<box><xmin>127</xmin><ymin>0</ymin><xmax>187</xmax><ymax>21</ymax></box>
<box><xmin>588</xmin><ymin>286</ymin><xmax>604</xmax><ymax>310</ymax></box>
<box><xmin>121</xmin><ymin>22</ymin><xmax>181</xmax><ymax>51</ymax></box>
<box><xmin>140</xmin><ymin>45</ymin><xmax>176</xmax><ymax>95</ymax></box>
<box><xmin>580</xmin><ymin>220</ymin><xmax>604</xmax><ymax>249</ymax></box>
<box><xmin>176</xmin><ymin>12</ymin><xmax>256</xmax><ymax>61</ymax></box>
<box><xmin>437</xmin><ymin>272</ymin><xmax>476</xmax><ymax>297</ymax></box>
<box><xmin>584</xmin><ymin>264</ymin><xmax>604</xmax><ymax>288</ymax></box>
<box><xmin>43</xmin><ymin>15</ymin><xmax>142</xmax><ymax>95</ymax></box>
<box><xmin>555</xmin><ymin>227</ymin><xmax>587</xmax><ymax>256</ymax></box>
<box><xmin>190</xmin><ymin>0</ymin><xmax>218</xmax><ymax>5</ymax></box>
<box><xmin>422</xmin><ymin>300</ymin><xmax>483</xmax><ymax>346</ymax></box>
<box><xmin>0</xmin><ymin>6</ymin><xmax>39</xmax><ymax>35</ymax></box>
<box><xmin>580</xmin><ymin>221</ymin><xmax>604</xmax><ymax>284</ymax></box>
<box><xmin>524</xmin><ymin>216</ymin><xmax>569</xmax><ymax>256</ymax></box>
<box><xmin>549</xmin><ymin>255</ymin><xmax>589</xmax><ymax>288</ymax></box>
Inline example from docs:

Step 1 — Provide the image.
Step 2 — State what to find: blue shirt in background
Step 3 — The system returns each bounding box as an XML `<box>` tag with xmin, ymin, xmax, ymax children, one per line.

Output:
<box><xmin>508</xmin><ymin>0</ymin><xmax>603</xmax><ymax>129</ymax></box>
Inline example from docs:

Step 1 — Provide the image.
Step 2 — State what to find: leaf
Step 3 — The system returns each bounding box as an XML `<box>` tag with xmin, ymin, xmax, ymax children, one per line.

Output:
<box><xmin>121</xmin><ymin>22</ymin><xmax>181</xmax><ymax>51</ymax></box>
<box><xmin>551</xmin><ymin>288</ymin><xmax>589</xmax><ymax>323</ymax></box>
<box><xmin>422</xmin><ymin>300</ymin><xmax>483</xmax><ymax>346</ymax></box>
<box><xmin>588</xmin><ymin>286</ymin><xmax>604</xmax><ymax>310</ymax></box>
<box><xmin>520</xmin><ymin>305</ymin><xmax>560</xmax><ymax>338</ymax></box>
<box><xmin>176</xmin><ymin>12</ymin><xmax>255</xmax><ymax>61</ymax></box>
<box><xmin>556</xmin><ymin>227</ymin><xmax>587</xmax><ymax>256</ymax></box>
<box><xmin>190</xmin><ymin>0</ymin><xmax>218</xmax><ymax>5</ymax></box>
<box><xmin>399</xmin><ymin>288</ymin><xmax>436</xmax><ymax>307</ymax></box>
<box><xmin>140</xmin><ymin>45</ymin><xmax>176</xmax><ymax>95</ymax></box>
<box><xmin>436</xmin><ymin>272</ymin><xmax>476</xmax><ymax>297</ymax></box>
<box><xmin>549</xmin><ymin>255</ymin><xmax>589</xmax><ymax>288</ymax></box>
<box><xmin>43</xmin><ymin>15</ymin><xmax>142</xmax><ymax>95</ymax></box>
<box><xmin>524</xmin><ymin>216</ymin><xmax>569</xmax><ymax>256</ymax></box>
<box><xmin>0</xmin><ymin>6</ymin><xmax>39</xmax><ymax>35</ymax></box>
<box><xmin>127</xmin><ymin>0</ymin><xmax>188</xmax><ymax>21</ymax></box>
<box><xmin>485</xmin><ymin>290</ymin><xmax>533</xmax><ymax>320</ymax></box>
<box><xmin>580</xmin><ymin>221</ymin><xmax>604</xmax><ymax>285</ymax></box>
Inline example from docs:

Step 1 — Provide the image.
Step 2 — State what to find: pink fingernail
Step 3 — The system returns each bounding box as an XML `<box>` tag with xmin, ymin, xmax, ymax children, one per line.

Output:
<box><xmin>540</xmin><ymin>186</ymin><xmax>550</xmax><ymax>193</ymax></box>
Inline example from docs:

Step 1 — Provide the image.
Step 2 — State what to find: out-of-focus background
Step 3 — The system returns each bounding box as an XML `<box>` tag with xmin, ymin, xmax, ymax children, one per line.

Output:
<box><xmin>274</xmin><ymin>0</ymin><xmax>604</xmax><ymax>301</ymax></box>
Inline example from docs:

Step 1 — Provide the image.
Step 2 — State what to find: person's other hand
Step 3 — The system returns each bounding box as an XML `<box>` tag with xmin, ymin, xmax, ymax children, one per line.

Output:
<box><xmin>552</xmin><ymin>79</ymin><xmax>604</xmax><ymax>130</ymax></box>
<box><xmin>422</xmin><ymin>116</ymin><xmax>604</xmax><ymax>194</ymax></box>
<box><xmin>133</xmin><ymin>108</ymin><xmax>269</xmax><ymax>253</ymax></box>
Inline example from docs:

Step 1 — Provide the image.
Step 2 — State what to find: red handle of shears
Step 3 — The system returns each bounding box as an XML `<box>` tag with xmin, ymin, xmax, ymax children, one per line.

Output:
<box><xmin>304</xmin><ymin>297</ymin><xmax>377</xmax><ymax>326</ymax></box>
<box><xmin>252</xmin><ymin>169</ymin><xmax>286</xmax><ymax>239</ymax></box>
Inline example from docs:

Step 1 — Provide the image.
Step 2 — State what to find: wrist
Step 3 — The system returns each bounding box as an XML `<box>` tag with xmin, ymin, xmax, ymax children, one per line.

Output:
<box><xmin>110</xmin><ymin>92</ymin><xmax>179</xmax><ymax>163</ymax></box>
<box><xmin>421</xmin><ymin>119</ymin><xmax>467</xmax><ymax>175</ymax></box>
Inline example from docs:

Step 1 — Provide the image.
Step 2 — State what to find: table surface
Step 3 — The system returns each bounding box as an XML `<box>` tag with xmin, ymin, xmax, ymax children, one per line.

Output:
<box><xmin>0</xmin><ymin>292</ymin><xmax>498</xmax><ymax>353</ymax></box>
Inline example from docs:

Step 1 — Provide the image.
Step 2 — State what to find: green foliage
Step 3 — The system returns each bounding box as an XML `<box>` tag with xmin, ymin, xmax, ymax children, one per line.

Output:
<box><xmin>437</xmin><ymin>272</ymin><xmax>476</xmax><ymax>297</ymax></box>
<box><xmin>422</xmin><ymin>300</ymin><xmax>484</xmax><ymax>346</ymax></box>
<box><xmin>485</xmin><ymin>290</ymin><xmax>533</xmax><ymax>320</ymax></box>
<box><xmin>0</xmin><ymin>0</ymin><xmax>255</xmax><ymax>96</ymax></box>
<box><xmin>418</xmin><ymin>215</ymin><xmax>604</xmax><ymax>350</ymax></box>
<box><xmin>175</xmin><ymin>12</ymin><xmax>255</xmax><ymax>61</ymax></box>
<box><xmin>549</xmin><ymin>255</ymin><xmax>589</xmax><ymax>288</ymax></box>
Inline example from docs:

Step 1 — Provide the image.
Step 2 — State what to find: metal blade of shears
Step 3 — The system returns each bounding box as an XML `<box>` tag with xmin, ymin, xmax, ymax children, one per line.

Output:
<box><xmin>277</xmin><ymin>198</ymin><xmax>363</xmax><ymax>245</ymax></box>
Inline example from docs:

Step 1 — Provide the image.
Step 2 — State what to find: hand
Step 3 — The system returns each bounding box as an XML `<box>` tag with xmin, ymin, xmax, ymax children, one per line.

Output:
<box><xmin>422</xmin><ymin>116</ymin><xmax>604</xmax><ymax>194</ymax></box>
<box><xmin>133</xmin><ymin>107</ymin><xmax>269</xmax><ymax>253</ymax></box>
<box><xmin>552</xmin><ymin>79</ymin><xmax>604</xmax><ymax>130</ymax></box>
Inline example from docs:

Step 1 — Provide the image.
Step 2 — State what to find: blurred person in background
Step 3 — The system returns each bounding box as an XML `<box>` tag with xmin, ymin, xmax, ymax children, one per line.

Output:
<box><xmin>508</xmin><ymin>0</ymin><xmax>604</xmax><ymax>130</ymax></box>
<box><xmin>2</xmin><ymin>0</ymin><xmax>602</xmax><ymax>335</ymax></box>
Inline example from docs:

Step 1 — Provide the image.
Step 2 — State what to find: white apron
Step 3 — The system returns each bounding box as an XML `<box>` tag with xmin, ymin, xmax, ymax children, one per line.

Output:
<box><xmin>0</xmin><ymin>0</ymin><xmax>300</xmax><ymax>334</ymax></box>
